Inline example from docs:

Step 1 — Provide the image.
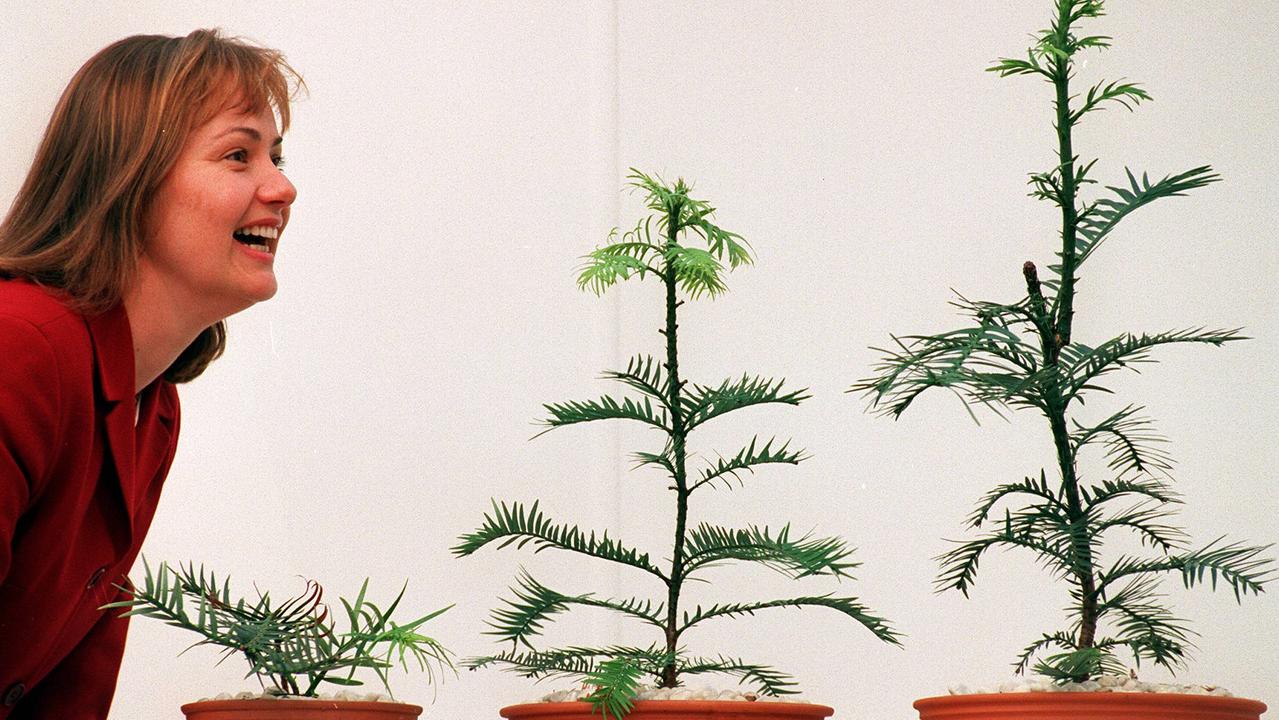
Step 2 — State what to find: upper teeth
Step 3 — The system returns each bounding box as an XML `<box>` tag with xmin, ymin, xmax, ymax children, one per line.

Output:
<box><xmin>237</xmin><ymin>225</ymin><xmax>279</xmax><ymax>240</ymax></box>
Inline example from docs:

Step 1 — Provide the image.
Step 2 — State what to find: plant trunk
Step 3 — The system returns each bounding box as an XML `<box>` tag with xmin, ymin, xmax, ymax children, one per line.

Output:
<box><xmin>1048</xmin><ymin>406</ymin><xmax>1098</xmax><ymax>654</ymax></box>
<box><xmin>661</xmin><ymin>206</ymin><xmax>688</xmax><ymax>688</ymax></box>
<box><xmin>1052</xmin><ymin>30</ymin><xmax>1079</xmax><ymax>348</ymax></box>
<box><xmin>1046</xmin><ymin>11</ymin><xmax>1098</xmax><ymax>664</ymax></box>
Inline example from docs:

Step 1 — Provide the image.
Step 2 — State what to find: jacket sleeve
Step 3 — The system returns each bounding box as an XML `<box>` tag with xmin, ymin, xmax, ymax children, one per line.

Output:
<box><xmin>0</xmin><ymin>315</ymin><xmax>62</xmax><ymax>586</ymax></box>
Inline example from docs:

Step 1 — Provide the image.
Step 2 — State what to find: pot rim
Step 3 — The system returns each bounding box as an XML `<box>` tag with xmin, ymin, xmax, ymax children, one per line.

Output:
<box><xmin>180</xmin><ymin>698</ymin><xmax>424</xmax><ymax>712</ymax></box>
<box><xmin>914</xmin><ymin>691</ymin><xmax>1267</xmax><ymax>712</ymax></box>
<box><xmin>500</xmin><ymin>699</ymin><xmax>835</xmax><ymax>718</ymax></box>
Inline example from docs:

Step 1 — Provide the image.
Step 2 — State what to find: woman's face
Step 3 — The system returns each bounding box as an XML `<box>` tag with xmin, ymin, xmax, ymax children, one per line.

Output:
<box><xmin>139</xmin><ymin>102</ymin><xmax>297</xmax><ymax>324</ymax></box>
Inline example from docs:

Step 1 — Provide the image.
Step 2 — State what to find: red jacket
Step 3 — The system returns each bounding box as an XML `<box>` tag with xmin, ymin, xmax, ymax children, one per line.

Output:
<box><xmin>0</xmin><ymin>280</ymin><xmax>180</xmax><ymax>719</ymax></box>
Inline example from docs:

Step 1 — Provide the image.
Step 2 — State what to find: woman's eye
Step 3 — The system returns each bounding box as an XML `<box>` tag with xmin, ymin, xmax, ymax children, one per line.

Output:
<box><xmin>226</xmin><ymin>149</ymin><xmax>248</xmax><ymax>163</ymax></box>
<box><xmin>272</xmin><ymin>155</ymin><xmax>287</xmax><ymax>169</ymax></box>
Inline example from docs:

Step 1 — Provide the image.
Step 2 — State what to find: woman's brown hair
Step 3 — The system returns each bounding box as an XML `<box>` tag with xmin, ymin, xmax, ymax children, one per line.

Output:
<box><xmin>0</xmin><ymin>29</ymin><xmax>302</xmax><ymax>383</ymax></box>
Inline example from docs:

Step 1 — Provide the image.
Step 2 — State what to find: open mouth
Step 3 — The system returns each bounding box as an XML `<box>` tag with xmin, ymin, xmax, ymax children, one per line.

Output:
<box><xmin>233</xmin><ymin>225</ymin><xmax>278</xmax><ymax>254</ymax></box>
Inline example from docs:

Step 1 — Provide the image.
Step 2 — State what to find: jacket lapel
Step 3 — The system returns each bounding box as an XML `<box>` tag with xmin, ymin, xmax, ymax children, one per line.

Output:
<box><xmin>135</xmin><ymin>387</ymin><xmax>177</xmax><ymax>493</ymax></box>
<box><xmin>85</xmin><ymin>305</ymin><xmax>138</xmax><ymax>534</ymax></box>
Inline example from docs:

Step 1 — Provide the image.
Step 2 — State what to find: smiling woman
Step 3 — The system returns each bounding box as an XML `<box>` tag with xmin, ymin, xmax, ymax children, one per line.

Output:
<box><xmin>0</xmin><ymin>30</ymin><xmax>301</xmax><ymax>720</ymax></box>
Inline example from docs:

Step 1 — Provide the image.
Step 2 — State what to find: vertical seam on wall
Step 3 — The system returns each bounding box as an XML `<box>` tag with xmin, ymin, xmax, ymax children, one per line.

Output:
<box><xmin>607</xmin><ymin>0</ymin><xmax>624</xmax><ymax>622</ymax></box>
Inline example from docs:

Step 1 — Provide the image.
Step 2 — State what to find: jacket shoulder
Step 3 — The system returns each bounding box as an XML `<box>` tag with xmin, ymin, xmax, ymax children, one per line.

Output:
<box><xmin>0</xmin><ymin>280</ymin><xmax>88</xmax><ymax>343</ymax></box>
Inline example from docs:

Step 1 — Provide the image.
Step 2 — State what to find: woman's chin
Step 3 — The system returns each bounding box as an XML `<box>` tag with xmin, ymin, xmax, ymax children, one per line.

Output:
<box><xmin>253</xmin><ymin>280</ymin><xmax>279</xmax><ymax>302</ymax></box>
<box><xmin>216</xmin><ymin>281</ymin><xmax>279</xmax><ymax>321</ymax></box>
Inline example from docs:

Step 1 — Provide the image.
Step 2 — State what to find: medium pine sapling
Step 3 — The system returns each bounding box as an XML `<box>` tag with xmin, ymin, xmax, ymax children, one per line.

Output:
<box><xmin>456</xmin><ymin>170</ymin><xmax>900</xmax><ymax>718</ymax></box>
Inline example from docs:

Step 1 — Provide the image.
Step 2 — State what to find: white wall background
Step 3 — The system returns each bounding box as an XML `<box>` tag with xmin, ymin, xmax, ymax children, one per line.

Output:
<box><xmin>2</xmin><ymin>2</ymin><xmax>1277</xmax><ymax>718</ymax></box>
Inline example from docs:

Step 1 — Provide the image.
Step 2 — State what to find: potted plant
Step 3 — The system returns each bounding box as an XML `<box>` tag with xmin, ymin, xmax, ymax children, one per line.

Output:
<box><xmin>454</xmin><ymin>170</ymin><xmax>901</xmax><ymax>720</ymax></box>
<box><xmin>105</xmin><ymin>559</ymin><xmax>453</xmax><ymax>719</ymax></box>
<box><xmin>853</xmin><ymin>1</ymin><xmax>1274</xmax><ymax>718</ymax></box>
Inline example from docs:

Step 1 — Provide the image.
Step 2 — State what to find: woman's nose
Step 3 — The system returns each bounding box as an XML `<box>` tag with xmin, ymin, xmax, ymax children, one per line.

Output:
<box><xmin>259</xmin><ymin>167</ymin><xmax>298</xmax><ymax>207</ymax></box>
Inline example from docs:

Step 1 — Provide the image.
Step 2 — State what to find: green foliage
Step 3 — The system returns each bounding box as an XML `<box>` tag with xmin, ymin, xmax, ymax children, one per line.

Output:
<box><xmin>695</xmin><ymin>437</ymin><xmax>807</xmax><ymax>492</ymax></box>
<box><xmin>575</xmin><ymin>170</ymin><xmax>751</xmax><ymax>299</ymax></box>
<box><xmin>453</xmin><ymin>500</ymin><xmax>664</xmax><ymax>579</ymax></box>
<box><xmin>485</xmin><ymin>571</ymin><xmax>665</xmax><ymax>650</ymax></box>
<box><xmin>459</xmin><ymin>170</ymin><xmax>899</xmax><ymax>716</ymax></box>
<box><xmin>1065</xmin><ymin>166</ymin><xmax>1219</xmax><ymax>279</ymax></box>
<box><xmin>585</xmin><ymin>658</ymin><xmax>648</xmax><ymax>720</ymax></box>
<box><xmin>677</xmin><ymin>655</ymin><xmax>799</xmax><ymax>696</ymax></box>
<box><xmin>679</xmin><ymin>524</ymin><xmax>859</xmax><ymax>580</ymax></box>
<box><xmin>103</xmin><ymin>559</ymin><xmax>454</xmax><ymax>697</ymax></box>
<box><xmin>683</xmin><ymin>376</ymin><xmax>811</xmax><ymax>431</ymax></box>
<box><xmin>854</xmin><ymin>0</ymin><xmax>1273</xmax><ymax>682</ymax></box>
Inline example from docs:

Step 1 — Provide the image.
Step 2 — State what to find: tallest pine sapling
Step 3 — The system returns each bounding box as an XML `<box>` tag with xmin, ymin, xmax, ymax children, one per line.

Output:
<box><xmin>853</xmin><ymin>0</ymin><xmax>1273</xmax><ymax>683</ymax></box>
<box><xmin>456</xmin><ymin>170</ymin><xmax>900</xmax><ymax>718</ymax></box>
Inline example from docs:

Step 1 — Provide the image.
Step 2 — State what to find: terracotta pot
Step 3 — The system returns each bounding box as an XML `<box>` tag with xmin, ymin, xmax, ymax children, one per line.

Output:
<box><xmin>500</xmin><ymin>700</ymin><xmax>834</xmax><ymax>720</ymax></box>
<box><xmin>914</xmin><ymin>692</ymin><xmax>1267</xmax><ymax>720</ymax></box>
<box><xmin>180</xmin><ymin>698</ymin><xmax>423</xmax><ymax>720</ymax></box>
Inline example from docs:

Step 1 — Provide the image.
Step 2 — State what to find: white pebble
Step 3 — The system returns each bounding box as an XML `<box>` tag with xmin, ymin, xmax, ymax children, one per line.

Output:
<box><xmin>939</xmin><ymin>673</ymin><xmax>1237</xmax><ymax>699</ymax></box>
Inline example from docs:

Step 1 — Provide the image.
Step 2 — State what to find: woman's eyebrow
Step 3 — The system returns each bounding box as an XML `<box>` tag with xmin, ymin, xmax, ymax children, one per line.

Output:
<box><xmin>214</xmin><ymin>126</ymin><xmax>284</xmax><ymax>146</ymax></box>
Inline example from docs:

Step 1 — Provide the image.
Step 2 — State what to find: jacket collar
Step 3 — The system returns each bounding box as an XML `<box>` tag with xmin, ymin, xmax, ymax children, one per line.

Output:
<box><xmin>85</xmin><ymin>303</ymin><xmax>136</xmax><ymax>404</ymax></box>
